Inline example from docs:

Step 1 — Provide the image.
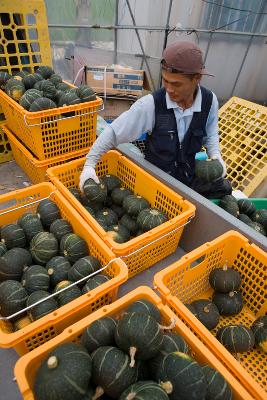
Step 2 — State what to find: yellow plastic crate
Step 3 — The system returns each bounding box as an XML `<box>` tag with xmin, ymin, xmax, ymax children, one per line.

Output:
<box><xmin>15</xmin><ymin>286</ymin><xmax>253</xmax><ymax>400</ymax></box>
<box><xmin>154</xmin><ymin>230</ymin><xmax>267</xmax><ymax>400</ymax></box>
<box><xmin>47</xmin><ymin>150</ymin><xmax>196</xmax><ymax>278</ymax></box>
<box><xmin>0</xmin><ymin>0</ymin><xmax>52</xmax><ymax>75</ymax></box>
<box><xmin>3</xmin><ymin>125</ymin><xmax>88</xmax><ymax>183</ymax></box>
<box><xmin>219</xmin><ymin>97</ymin><xmax>267</xmax><ymax>195</ymax></box>
<box><xmin>0</xmin><ymin>182</ymin><xmax>128</xmax><ymax>355</ymax></box>
<box><xmin>0</xmin><ymin>123</ymin><xmax>12</xmax><ymax>163</ymax></box>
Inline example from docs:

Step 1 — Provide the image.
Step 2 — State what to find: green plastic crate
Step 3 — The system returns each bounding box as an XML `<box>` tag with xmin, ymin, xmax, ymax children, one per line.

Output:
<box><xmin>212</xmin><ymin>198</ymin><xmax>266</xmax><ymax>209</ymax></box>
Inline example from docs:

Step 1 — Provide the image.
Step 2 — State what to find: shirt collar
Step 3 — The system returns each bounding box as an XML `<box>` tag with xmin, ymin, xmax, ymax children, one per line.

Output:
<box><xmin>165</xmin><ymin>85</ymin><xmax>202</xmax><ymax>113</ymax></box>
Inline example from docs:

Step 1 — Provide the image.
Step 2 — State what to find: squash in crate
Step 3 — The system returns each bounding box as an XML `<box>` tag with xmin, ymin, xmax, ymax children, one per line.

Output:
<box><xmin>106</xmin><ymin>224</ymin><xmax>130</xmax><ymax>243</ymax></box>
<box><xmin>0</xmin><ymin>223</ymin><xmax>26</xmax><ymax>249</ymax></box>
<box><xmin>202</xmin><ymin>365</ymin><xmax>232</xmax><ymax>400</ymax></box>
<box><xmin>34</xmin><ymin>80</ymin><xmax>57</xmax><ymax>100</ymax></box>
<box><xmin>18</xmin><ymin>212</ymin><xmax>44</xmax><ymax>242</ymax></box>
<box><xmin>251</xmin><ymin>209</ymin><xmax>267</xmax><ymax>230</ymax></box>
<box><xmin>5</xmin><ymin>79</ymin><xmax>25</xmax><ymax>100</ymax></box>
<box><xmin>120</xmin><ymin>381</ymin><xmax>169</xmax><ymax>400</ymax></box>
<box><xmin>0</xmin><ymin>248</ymin><xmax>32</xmax><ymax>281</ymax></box>
<box><xmin>49</xmin><ymin>74</ymin><xmax>62</xmax><ymax>85</ymax></box>
<box><xmin>209</xmin><ymin>263</ymin><xmax>241</xmax><ymax>293</ymax></box>
<box><xmin>22</xmin><ymin>73</ymin><xmax>43</xmax><ymax>90</ymax></box>
<box><xmin>30</xmin><ymin>232</ymin><xmax>58</xmax><ymax>265</ymax></box>
<box><xmin>21</xmin><ymin>265</ymin><xmax>50</xmax><ymax>294</ymax></box>
<box><xmin>54</xmin><ymin>280</ymin><xmax>81</xmax><ymax>306</ymax></box>
<box><xmin>251</xmin><ymin>316</ymin><xmax>267</xmax><ymax>353</ymax></box>
<box><xmin>237</xmin><ymin>199</ymin><xmax>256</xmax><ymax>216</ymax></box>
<box><xmin>120</xmin><ymin>214</ymin><xmax>139</xmax><ymax>235</ymax></box>
<box><xmin>0</xmin><ymin>242</ymin><xmax>7</xmax><ymax>257</ymax></box>
<box><xmin>101</xmin><ymin>174</ymin><xmax>121</xmax><ymax>193</ymax></box>
<box><xmin>68</xmin><ymin>256</ymin><xmax>100</xmax><ymax>286</ymax></box>
<box><xmin>82</xmin><ymin>274</ymin><xmax>110</xmax><ymax>294</ymax></box>
<box><xmin>36</xmin><ymin>199</ymin><xmax>60</xmax><ymax>228</ymax></box>
<box><xmin>96</xmin><ymin>209</ymin><xmax>118</xmax><ymax>227</ymax></box>
<box><xmin>111</xmin><ymin>187</ymin><xmax>133</xmax><ymax>206</ymax></box>
<box><xmin>216</xmin><ymin>325</ymin><xmax>255</xmax><ymax>353</ymax></box>
<box><xmin>49</xmin><ymin>219</ymin><xmax>73</xmax><ymax>241</ymax></box>
<box><xmin>46</xmin><ymin>256</ymin><xmax>71</xmax><ymax>287</ymax></box>
<box><xmin>137</xmin><ymin>208</ymin><xmax>168</xmax><ymax>232</ymax></box>
<box><xmin>81</xmin><ymin>316</ymin><xmax>117</xmax><ymax>353</ymax></box>
<box><xmin>83</xmin><ymin>178</ymin><xmax>107</xmax><ymax>203</ymax></box>
<box><xmin>126</xmin><ymin>298</ymin><xmax>162</xmax><ymax>323</ymax></box>
<box><xmin>60</xmin><ymin>233</ymin><xmax>88</xmax><ymax>264</ymax></box>
<box><xmin>77</xmin><ymin>84</ymin><xmax>96</xmax><ymax>102</ymax></box>
<box><xmin>188</xmin><ymin>299</ymin><xmax>220</xmax><ymax>330</ymax></box>
<box><xmin>212</xmin><ymin>291</ymin><xmax>243</xmax><ymax>316</ymax></box>
<box><xmin>123</xmin><ymin>195</ymin><xmax>149</xmax><ymax>217</ymax></box>
<box><xmin>27</xmin><ymin>290</ymin><xmax>58</xmax><ymax>321</ymax></box>
<box><xmin>0</xmin><ymin>71</ymin><xmax>11</xmax><ymax>89</ymax></box>
<box><xmin>19</xmin><ymin>89</ymin><xmax>43</xmax><ymax>110</ymax></box>
<box><xmin>36</xmin><ymin>65</ymin><xmax>55</xmax><ymax>79</ymax></box>
<box><xmin>29</xmin><ymin>97</ymin><xmax>57</xmax><ymax>112</ymax></box>
<box><xmin>0</xmin><ymin>280</ymin><xmax>28</xmax><ymax>318</ymax></box>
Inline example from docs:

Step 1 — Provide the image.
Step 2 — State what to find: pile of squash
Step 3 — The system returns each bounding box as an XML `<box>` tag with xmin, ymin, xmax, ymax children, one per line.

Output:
<box><xmin>218</xmin><ymin>195</ymin><xmax>267</xmax><ymax>236</ymax></box>
<box><xmin>69</xmin><ymin>174</ymin><xmax>169</xmax><ymax>243</ymax></box>
<box><xmin>0</xmin><ymin>66</ymin><xmax>96</xmax><ymax>112</ymax></box>
<box><xmin>33</xmin><ymin>298</ymin><xmax>233</xmax><ymax>400</ymax></box>
<box><xmin>0</xmin><ymin>199</ymin><xmax>111</xmax><ymax>331</ymax></box>
<box><xmin>185</xmin><ymin>263</ymin><xmax>267</xmax><ymax>355</ymax></box>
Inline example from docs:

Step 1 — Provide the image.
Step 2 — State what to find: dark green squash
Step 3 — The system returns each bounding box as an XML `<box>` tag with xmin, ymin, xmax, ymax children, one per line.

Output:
<box><xmin>0</xmin><ymin>247</ymin><xmax>32</xmax><ymax>281</ymax></box>
<box><xmin>158</xmin><ymin>352</ymin><xmax>207</xmax><ymax>400</ymax></box>
<box><xmin>189</xmin><ymin>299</ymin><xmax>220</xmax><ymax>330</ymax></box>
<box><xmin>195</xmin><ymin>158</ymin><xmax>224</xmax><ymax>182</ymax></box>
<box><xmin>247</xmin><ymin>221</ymin><xmax>266</xmax><ymax>236</ymax></box>
<box><xmin>126</xmin><ymin>298</ymin><xmax>162</xmax><ymax>323</ymax></box>
<box><xmin>238</xmin><ymin>214</ymin><xmax>252</xmax><ymax>225</ymax></box>
<box><xmin>84</xmin><ymin>206</ymin><xmax>95</xmax><ymax>217</ymax></box>
<box><xmin>34</xmin><ymin>342</ymin><xmax>91</xmax><ymax>400</ymax></box>
<box><xmin>19</xmin><ymin>88</ymin><xmax>43</xmax><ymax>110</ymax></box>
<box><xmin>77</xmin><ymin>85</ymin><xmax>96</xmax><ymax>102</ymax></box>
<box><xmin>22</xmin><ymin>73</ymin><xmax>43</xmax><ymax>90</ymax></box>
<box><xmin>104</xmin><ymin>196</ymin><xmax>113</xmax><ymax>208</ymax></box>
<box><xmin>82</xmin><ymin>274</ymin><xmax>110</xmax><ymax>294</ymax></box>
<box><xmin>209</xmin><ymin>263</ymin><xmax>241</xmax><ymax>293</ymax></box>
<box><xmin>36</xmin><ymin>199</ymin><xmax>60</xmax><ymax>228</ymax></box>
<box><xmin>5</xmin><ymin>78</ymin><xmax>26</xmax><ymax>99</ymax></box>
<box><xmin>123</xmin><ymin>195</ymin><xmax>150</xmax><ymax>217</ymax></box>
<box><xmin>0</xmin><ymin>242</ymin><xmax>7</xmax><ymax>257</ymax></box>
<box><xmin>68</xmin><ymin>256</ymin><xmax>101</xmax><ymax>286</ymax></box>
<box><xmin>202</xmin><ymin>365</ymin><xmax>232</xmax><ymax>400</ymax></box>
<box><xmin>33</xmin><ymin>80</ymin><xmax>57</xmax><ymax>99</ymax></box>
<box><xmin>29</xmin><ymin>97</ymin><xmax>57</xmax><ymax>112</ymax></box>
<box><xmin>27</xmin><ymin>290</ymin><xmax>58</xmax><ymax>321</ymax></box>
<box><xmin>237</xmin><ymin>199</ymin><xmax>256</xmax><ymax>216</ymax></box>
<box><xmin>58</xmin><ymin>90</ymin><xmax>81</xmax><ymax>107</ymax></box>
<box><xmin>96</xmin><ymin>208</ymin><xmax>118</xmax><ymax>227</ymax></box>
<box><xmin>216</xmin><ymin>324</ymin><xmax>255</xmax><ymax>353</ymax></box>
<box><xmin>60</xmin><ymin>233</ymin><xmax>88</xmax><ymax>264</ymax></box>
<box><xmin>101</xmin><ymin>174</ymin><xmax>121</xmax><ymax>193</ymax></box>
<box><xmin>111</xmin><ymin>187</ymin><xmax>133</xmax><ymax>206</ymax></box>
<box><xmin>119</xmin><ymin>381</ymin><xmax>169</xmax><ymax>400</ymax></box>
<box><xmin>49</xmin><ymin>74</ymin><xmax>62</xmax><ymax>85</ymax></box>
<box><xmin>56</xmin><ymin>82</ymin><xmax>70</xmax><ymax>91</ymax></box>
<box><xmin>91</xmin><ymin>346</ymin><xmax>139</xmax><ymax>398</ymax></box>
<box><xmin>21</xmin><ymin>265</ymin><xmax>50</xmax><ymax>293</ymax></box>
<box><xmin>14</xmin><ymin>70</ymin><xmax>29</xmax><ymax>79</ymax></box>
<box><xmin>54</xmin><ymin>280</ymin><xmax>81</xmax><ymax>306</ymax></box>
<box><xmin>213</xmin><ymin>291</ymin><xmax>243</xmax><ymax>316</ymax></box>
<box><xmin>36</xmin><ymin>65</ymin><xmax>54</xmax><ymax>79</ymax></box>
<box><xmin>137</xmin><ymin>208</ymin><xmax>168</xmax><ymax>232</ymax></box>
<box><xmin>0</xmin><ymin>280</ymin><xmax>28</xmax><ymax>317</ymax></box>
<box><xmin>49</xmin><ymin>218</ymin><xmax>73</xmax><ymax>241</ymax></box>
<box><xmin>1</xmin><ymin>223</ymin><xmax>26</xmax><ymax>249</ymax></box>
<box><xmin>69</xmin><ymin>187</ymin><xmax>83</xmax><ymax>202</ymax></box>
<box><xmin>120</xmin><ymin>214</ymin><xmax>139</xmax><ymax>235</ymax></box>
<box><xmin>30</xmin><ymin>232</ymin><xmax>58</xmax><ymax>265</ymax></box>
<box><xmin>251</xmin><ymin>316</ymin><xmax>267</xmax><ymax>353</ymax></box>
<box><xmin>83</xmin><ymin>178</ymin><xmax>107</xmax><ymax>203</ymax></box>
<box><xmin>18</xmin><ymin>212</ymin><xmax>44</xmax><ymax>242</ymax></box>
<box><xmin>219</xmin><ymin>196</ymin><xmax>239</xmax><ymax>217</ymax></box>
<box><xmin>110</xmin><ymin>204</ymin><xmax>125</xmax><ymax>219</ymax></box>
<box><xmin>46</xmin><ymin>256</ymin><xmax>71</xmax><ymax>287</ymax></box>
<box><xmin>251</xmin><ymin>209</ymin><xmax>267</xmax><ymax>230</ymax></box>
<box><xmin>115</xmin><ymin>312</ymin><xmax>163</xmax><ymax>365</ymax></box>
<box><xmin>106</xmin><ymin>224</ymin><xmax>130</xmax><ymax>243</ymax></box>
<box><xmin>0</xmin><ymin>71</ymin><xmax>11</xmax><ymax>89</ymax></box>
<box><xmin>81</xmin><ymin>316</ymin><xmax>117</xmax><ymax>353</ymax></box>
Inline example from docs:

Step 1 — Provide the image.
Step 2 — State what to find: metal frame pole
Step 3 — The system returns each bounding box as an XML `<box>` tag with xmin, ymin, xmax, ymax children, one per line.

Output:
<box><xmin>114</xmin><ymin>0</ymin><xmax>119</xmax><ymax>64</ymax></box>
<box><xmin>158</xmin><ymin>0</ymin><xmax>173</xmax><ymax>88</ymax></box>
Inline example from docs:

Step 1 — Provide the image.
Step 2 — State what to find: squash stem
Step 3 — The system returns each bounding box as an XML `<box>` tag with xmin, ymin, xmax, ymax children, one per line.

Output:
<box><xmin>126</xmin><ymin>393</ymin><xmax>137</xmax><ymax>400</ymax></box>
<box><xmin>222</xmin><ymin>261</ymin><xmax>228</xmax><ymax>271</ymax></box>
<box><xmin>160</xmin><ymin>381</ymin><xmax>173</xmax><ymax>394</ymax></box>
<box><xmin>92</xmin><ymin>386</ymin><xmax>104</xmax><ymax>400</ymax></box>
<box><xmin>129</xmin><ymin>346</ymin><xmax>137</xmax><ymax>368</ymax></box>
<box><xmin>47</xmin><ymin>356</ymin><xmax>58</xmax><ymax>369</ymax></box>
<box><xmin>159</xmin><ymin>317</ymin><xmax>177</xmax><ymax>331</ymax></box>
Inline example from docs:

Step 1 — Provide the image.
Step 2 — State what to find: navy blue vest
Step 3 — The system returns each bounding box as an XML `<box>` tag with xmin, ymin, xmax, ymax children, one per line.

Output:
<box><xmin>144</xmin><ymin>86</ymin><xmax>213</xmax><ymax>186</ymax></box>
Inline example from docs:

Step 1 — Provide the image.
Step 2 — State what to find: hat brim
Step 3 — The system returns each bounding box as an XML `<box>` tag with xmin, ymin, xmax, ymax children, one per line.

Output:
<box><xmin>161</xmin><ymin>60</ymin><xmax>215</xmax><ymax>77</ymax></box>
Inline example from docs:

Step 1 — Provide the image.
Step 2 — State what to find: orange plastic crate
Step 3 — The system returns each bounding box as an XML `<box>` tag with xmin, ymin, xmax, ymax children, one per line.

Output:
<box><xmin>0</xmin><ymin>123</ymin><xmax>12</xmax><ymax>163</ymax></box>
<box><xmin>14</xmin><ymin>286</ymin><xmax>253</xmax><ymax>400</ymax></box>
<box><xmin>47</xmin><ymin>150</ymin><xmax>196</xmax><ymax>278</ymax></box>
<box><xmin>0</xmin><ymin>182</ymin><xmax>128</xmax><ymax>355</ymax></box>
<box><xmin>2</xmin><ymin>125</ymin><xmax>88</xmax><ymax>184</ymax></box>
<box><xmin>154</xmin><ymin>230</ymin><xmax>267</xmax><ymax>400</ymax></box>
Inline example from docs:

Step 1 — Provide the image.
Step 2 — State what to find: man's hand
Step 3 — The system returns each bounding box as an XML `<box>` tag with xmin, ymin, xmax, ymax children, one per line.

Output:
<box><xmin>79</xmin><ymin>166</ymin><xmax>99</xmax><ymax>192</ymax></box>
<box><xmin>211</xmin><ymin>155</ymin><xmax>227</xmax><ymax>178</ymax></box>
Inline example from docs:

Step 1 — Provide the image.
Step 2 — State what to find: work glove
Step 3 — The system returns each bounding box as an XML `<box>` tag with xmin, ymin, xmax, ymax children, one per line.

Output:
<box><xmin>211</xmin><ymin>155</ymin><xmax>227</xmax><ymax>178</ymax></box>
<box><xmin>79</xmin><ymin>165</ymin><xmax>99</xmax><ymax>192</ymax></box>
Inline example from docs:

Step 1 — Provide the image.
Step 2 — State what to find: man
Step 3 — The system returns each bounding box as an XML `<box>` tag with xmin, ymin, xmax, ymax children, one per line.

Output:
<box><xmin>79</xmin><ymin>41</ymin><xmax>232</xmax><ymax>198</ymax></box>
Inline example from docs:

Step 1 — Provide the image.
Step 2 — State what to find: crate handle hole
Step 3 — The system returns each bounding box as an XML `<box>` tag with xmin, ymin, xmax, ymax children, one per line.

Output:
<box><xmin>53</xmin><ymin>312</ymin><xmax>57</xmax><ymax>317</ymax></box>
<box><xmin>189</xmin><ymin>255</ymin><xmax>206</xmax><ymax>269</ymax></box>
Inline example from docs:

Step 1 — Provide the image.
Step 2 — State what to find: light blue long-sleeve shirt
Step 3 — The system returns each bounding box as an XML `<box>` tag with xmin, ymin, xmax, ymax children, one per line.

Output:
<box><xmin>86</xmin><ymin>86</ymin><xmax>222</xmax><ymax>168</ymax></box>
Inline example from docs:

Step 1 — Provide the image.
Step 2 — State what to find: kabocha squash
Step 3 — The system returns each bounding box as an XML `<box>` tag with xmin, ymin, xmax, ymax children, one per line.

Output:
<box><xmin>0</xmin><ymin>71</ymin><xmax>11</xmax><ymax>89</ymax></box>
<box><xmin>77</xmin><ymin>84</ymin><xmax>96</xmax><ymax>102</ymax></box>
<box><xmin>119</xmin><ymin>381</ymin><xmax>169</xmax><ymax>400</ymax></box>
<box><xmin>54</xmin><ymin>280</ymin><xmax>81</xmax><ymax>306</ymax></box>
<box><xmin>158</xmin><ymin>352</ymin><xmax>207</xmax><ymax>400</ymax></box>
<box><xmin>33</xmin><ymin>80</ymin><xmax>57</xmax><ymax>99</ymax></box>
<box><xmin>82</xmin><ymin>274</ymin><xmax>110</xmax><ymax>294</ymax></box>
<box><xmin>1</xmin><ymin>223</ymin><xmax>26</xmax><ymax>249</ymax></box>
<box><xmin>0</xmin><ymin>242</ymin><xmax>7</xmax><ymax>257</ymax></box>
<box><xmin>189</xmin><ymin>299</ymin><xmax>220</xmax><ymax>330</ymax></box>
<box><xmin>251</xmin><ymin>316</ymin><xmax>267</xmax><ymax>353</ymax></box>
<box><xmin>0</xmin><ymin>248</ymin><xmax>32</xmax><ymax>281</ymax></box>
<box><xmin>27</xmin><ymin>290</ymin><xmax>58</xmax><ymax>321</ymax></box>
<box><xmin>216</xmin><ymin>324</ymin><xmax>255</xmax><ymax>353</ymax></box>
<box><xmin>96</xmin><ymin>209</ymin><xmax>118</xmax><ymax>227</ymax></box>
<box><xmin>37</xmin><ymin>199</ymin><xmax>60</xmax><ymax>228</ymax></box>
<box><xmin>22</xmin><ymin>73</ymin><xmax>43</xmax><ymax>90</ymax></box>
<box><xmin>30</xmin><ymin>232</ymin><xmax>58</xmax><ymax>265</ymax></box>
<box><xmin>69</xmin><ymin>187</ymin><xmax>83</xmax><ymax>202</ymax></box>
<box><xmin>101</xmin><ymin>174</ymin><xmax>121</xmax><ymax>193</ymax></box>
<box><xmin>58</xmin><ymin>90</ymin><xmax>81</xmax><ymax>107</ymax></box>
<box><xmin>115</xmin><ymin>312</ymin><xmax>163</xmax><ymax>365</ymax></box>
<box><xmin>237</xmin><ymin>199</ymin><xmax>256</xmax><ymax>216</ymax></box>
<box><xmin>19</xmin><ymin>89</ymin><xmax>43</xmax><ymax>110</ymax></box>
<box><xmin>83</xmin><ymin>178</ymin><xmax>107</xmax><ymax>203</ymax></box>
<box><xmin>18</xmin><ymin>212</ymin><xmax>44</xmax><ymax>242</ymax></box>
<box><xmin>68</xmin><ymin>256</ymin><xmax>101</xmax><ymax>286</ymax></box>
<box><xmin>56</xmin><ymin>82</ymin><xmax>70</xmax><ymax>91</ymax></box>
<box><xmin>126</xmin><ymin>298</ymin><xmax>162</xmax><ymax>323</ymax></box>
<box><xmin>111</xmin><ymin>187</ymin><xmax>133</xmax><ymax>206</ymax></box>
<box><xmin>238</xmin><ymin>214</ymin><xmax>252</xmax><ymax>225</ymax></box>
<box><xmin>49</xmin><ymin>219</ymin><xmax>73</xmax><ymax>241</ymax></box>
<box><xmin>5</xmin><ymin>79</ymin><xmax>25</xmax><ymax>100</ymax></box>
<box><xmin>14</xmin><ymin>70</ymin><xmax>29</xmax><ymax>79</ymax></box>
<box><xmin>219</xmin><ymin>196</ymin><xmax>239</xmax><ymax>217</ymax></box>
<box><xmin>13</xmin><ymin>315</ymin><xmax>32</xmax><ymax>331</ymax></box>
<box><xmin>21</xmin><ymin>265</ymin><xmax>50</xmax><ymax>293</ymax></box>
<box><xmin>29</xmin><ymin>97</ymin><xmax>57</xmax><ymax>112</ymax></box>
<box><xmin>49</xmin><ymin>74</ymin><xmax>62</xmax><ymax>85</ymax></box>
<box><xmin>81</xmin><ymin>317</ymin><xmax>117</xmax><ymax>353</ymax></box>
<box><xmin>137</xmin><ymin>208</ymin><xmax>168</xmax><ymax>232</ymax></box>
<box><xmin>209</xmin><ymin>263</ymin><xmax>241</xmax><ymax>293</ymax></box>
<box><xmin>36</xmin><ymin>65</ymin><xmax>55</xmax><ymax>79</ymax></box>
<box><xmin>46</xmin><ymin>256</ymin><xmax>71</xmax><ymax>287</ymax></box>
<box><xmin>120</xmin><ymin>214</ymin><xmax>139</xmax><ymax>235</ymax></box>
<box><xmin>34</xmin><ymin>342</ymin><xmax>92</xmax><ymax>400</ymax></box>
<box><xmin>110</xmin><ymin>204</ymin><xmax>125</xmax><ymax>219</ymax></box>
<box><xmin>251</xmin><ymin>209</ymin><xmax>267</xmax><ymax>230</ymax></box>
<box><xmin>106</xmin><ymin>224</ymin><xmax>130</xmax><ymax>243</ymax></box>
<box><xmin>195</xmin><ymin>158</ymin><xmax>224</xmax><ymax>182</ymax></box>
<box><xmin>213</xmin><ymin>291</ymin><xmax>243</xmax><ymax>316</ymax></box>
<box><xmin>0</xmin><ymin>280</ymin><xmax>28</xmax><ymax>318</ymax></box>
<box><xmin>123</xmin><ymin>195</ymin><xmax>149</xmax><ymax>217</ymax></box>
<box><xmin>247</xmin><ymin>221</ymin><xmax>266</xmax><ymax>236</ymax></box>
<box><xmin>60</xmin><ymin>233</ymin><xmax>88</xmax><ymax>263</ymax></box>
<box><xmin>91</xmin><ymin>346</ymin><xmax>139</xmax><ymax>398</ymax></box>
<box><xmin>202</xmin><ymin>365</ymin><xmax>232</xmax><ymax>400</ymax></box>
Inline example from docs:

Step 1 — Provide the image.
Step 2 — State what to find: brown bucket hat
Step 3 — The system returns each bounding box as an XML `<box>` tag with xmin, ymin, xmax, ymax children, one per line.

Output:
<box><xmin>162</xmin><ymin>41</ymin><xmax>214</xmax><ymax>76</ymax></box>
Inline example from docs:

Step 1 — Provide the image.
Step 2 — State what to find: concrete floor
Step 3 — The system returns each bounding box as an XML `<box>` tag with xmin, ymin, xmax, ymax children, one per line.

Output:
<box><xmin>0</xmin><ymin>160</ymin><xmax>31</xmax><ymax>195</ymax></box>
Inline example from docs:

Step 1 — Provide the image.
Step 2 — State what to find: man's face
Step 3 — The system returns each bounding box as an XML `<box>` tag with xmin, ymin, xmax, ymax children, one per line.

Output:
<box><xmin>161</xmin><ymin>70</ymin><xmax>200</xmax><ymax>104</ymax></box>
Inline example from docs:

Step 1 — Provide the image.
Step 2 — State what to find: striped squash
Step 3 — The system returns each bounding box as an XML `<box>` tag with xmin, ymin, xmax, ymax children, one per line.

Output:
<box><xmin>0</xmin><ymin>280</ymin><xmax>28</xmax><ymax>318</ymax></box>
<box><xmin>0</xmin><ymin>71</ymin><xmax>11</xmax><ymax>89</ymax></box>
<box><xmin>22</xmin><ymin>73</ymin><xmax>43</xmax><ymax>89</ymax></box>
<box><xmin>81</xmin><ymin>317</ymin><xmax>117</xmax><ymax>353</ymax></box>
<box><xmin>27</xmin><ymin>290</ymin><xmax>58</xmax><ymax>321</ymax></box>
<box><xmin>77</xmin><ymin>84</ymin><xmax>96</xmax><ymax>102</ymax></box>
<box><xmin>216</xmin><ymin>324</ymin><xmax>255</xmax><ymax>353</ymax></box>
<box><xmin>96</xmin><ymin>209</ymin><xmax>118</xmax><ymax>227</ymax></box>
<box><xmin>68</xmin><ymin>256</ymin><xmax>100</xmax><ymax>286</ymax></box>
<box><xmin>106</xmin><ymin>224</ymin><xmax>130</xmax><ymax>243</ymax></box>
<box><xmin>49</xmin><ymin>74</ymin><xmax>62</xmax><ymax>85</ymax></box>
<box><xmin>5</xmin><ymin>78</ymin><xmax>26</xmax><ymax>100</ymax></box>
<box><xmin>59</xmin><ymin>233</ymin><xmax>88</xmax><ymax>264</ymax></box>
<box><xmin>251</xmin><ymin>316</ymin><xmax>267</xmax><ymax>353</ymax></box>
<box><xmin>209</xmin><ymin>264</ymin><xmax>241</xmax><ymax>293</ymax></box>
<box><xmin>111</xmin><ymin>187</ymin><xmax>133</xmax><ymax>206</ymax></box>
<box><xmin>189</xmin><ymin>299</ymin><xmax>220</xmax><ymax>330</ymax></box>
<box><xmin>0</xmin><ymin>248</ymin><xmax>32</xmax><ymax>281</ymax></box>
<box><xmin>54</xmin><ymin>280</ymin><xmax>81</xmax><ymax>306</ymax></box>
<box><xmin>137</xmin><ymin>208</ymin><xmax>168</xmax><ymax>232</ymax></box>
<box><xmin>21</xmin><ymin>265</ymin><xmax>50</xmax><ymax>293</ymax></box>
<box><xmin>82</xmin><ymin>274</ymin><xmax>110</xmax><ymax>294</ymax></box>
<box><xmin>126</xmin><ymin>298</ymin><xmax>162</xmax><ymax>323</ymax></box>
<box><xmin>29</xmin><ymin>97</ymin><xmax>57</xmax><ymax>112</ymax></box>
<box><xmin>202</xmin><ymin>365</ymin><xmax>232</xmax><ymax>400</ymax></box>
<box><xmin>30</xmin><ymin>232</ymin><xmax>58</xmax><ymax>265</ymax></box>
<box><xmin>18</xmin><ymin>212</ymin><xmax>44</xmax><ymax>242</ymax></box>
<box><xmin>19</xmin><ymin>89</ymin><xmax>43</xmax><ymax>110</ymax></box>
<box><xmin>120</xmin><ymin>214</ymin><xmax>139</xmax><ymax>235</ymax></box>
<box><xmin>34</xmin><ymin>80</ymin><xmax>57</xmax><ymax>99</ymax></box>
<box><xmin>123</xmin><ymin>195</ymin><xmax>149</xmax><ymax>217</ymax></box>
<box><xmin>37</xmin><ymin>199</ymin><xmax>60</xmax><ymax>228</ymax></box>
<box><xmin>49</xmin><ymin>219</ymin><xmax>73</xmax><ymax>241</ymax></box>
<box><xmin>83</xmin><ymin>178</ymin><xmax>107</xmax><ymax>203</ymax></box>
<box><xmin>237</xmin><ymin>199</ymin><xmax>256</xmax><ymax>216</ymax></box>
<box><xmin>101</xmin><ymin>174</ymin><xmax>121</xmax><ymax>194</ymax></box>
<box><xmin>46</xmin><ymin>256</ymin><xmax>71</xmax><ymax>287</ymax></box>
<box><xmin>119</xmin><ymin>381</ymin><xmax>169</xmax><ymax>400</ymax></box>
<box><xmin>36</xmin><ymin>65</ymin><xmax>54</xmax><ymax>79</ymax></box>
<box><xmin>0</xmin><ymin>242</ymin><xmax>7</xmax><ymax>257</ymax></box>
<box><xmin>212</xmin><ymin>291</ymin><xmax>243</xmax><ymax>316</ymax></box>
<box><xmin>1</xmin><ymin>223</ymin><xmax>26</xmax><ymax>249</ymax></box>
<box><xmin>34</xmin><ymin>342</ymin><xmax>92</xmax><ymax>400</ymax></box>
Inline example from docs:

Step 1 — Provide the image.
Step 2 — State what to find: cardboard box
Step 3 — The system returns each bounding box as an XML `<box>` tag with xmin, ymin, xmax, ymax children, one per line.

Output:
<box><xmin>99</xmin><ymin>95</ymin><xmax>135</xmax><ymax>123</ymax></box>
<box><xmin>86</xmin><ymin>65</ymin><xmax>151</xmax><ymax>97</ymax></box>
